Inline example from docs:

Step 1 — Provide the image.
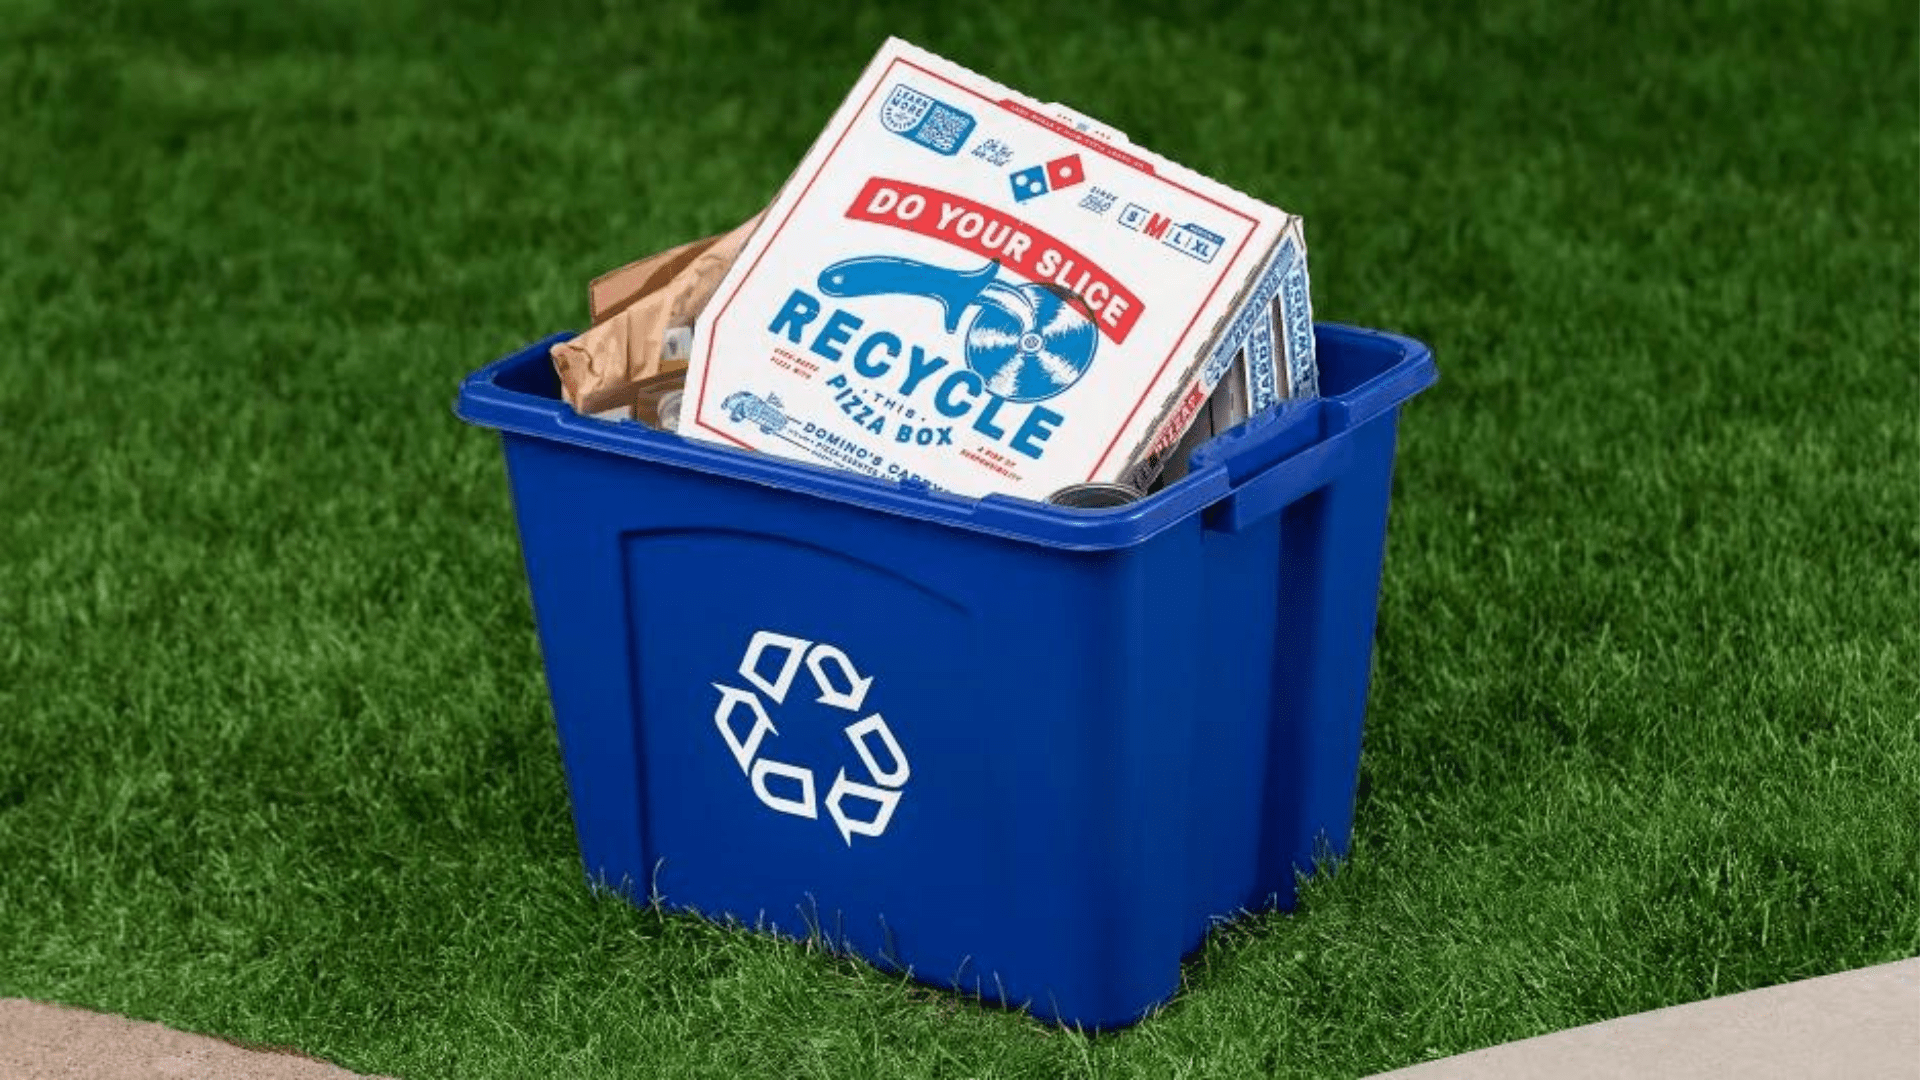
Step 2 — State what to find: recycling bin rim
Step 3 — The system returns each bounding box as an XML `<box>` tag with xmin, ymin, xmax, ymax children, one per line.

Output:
<box><xmin>453</xmin><ymin>322</ymin><xmax>1436</xmax><ymax>552</ymax></box>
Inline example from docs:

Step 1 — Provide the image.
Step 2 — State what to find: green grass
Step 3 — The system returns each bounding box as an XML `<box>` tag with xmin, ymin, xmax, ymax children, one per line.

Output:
<box><xmin>2</xmin><ymin>0</ymin><xmax>1916</xmax><ymax>1076</ymax></box>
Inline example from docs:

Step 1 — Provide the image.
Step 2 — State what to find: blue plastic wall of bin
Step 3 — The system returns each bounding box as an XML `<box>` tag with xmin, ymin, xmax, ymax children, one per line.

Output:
<box><xmin>454</xmin><ymin>323</ymin><xmax>1436</xmax><ymax>1030</ymax></box>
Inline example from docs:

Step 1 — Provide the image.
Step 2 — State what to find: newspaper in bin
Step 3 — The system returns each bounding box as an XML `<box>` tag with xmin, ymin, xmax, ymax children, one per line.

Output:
<box><xmin>677</xmin><ymin>37</ymin><xmax>1319</xmax><ymax>500</ymax></box>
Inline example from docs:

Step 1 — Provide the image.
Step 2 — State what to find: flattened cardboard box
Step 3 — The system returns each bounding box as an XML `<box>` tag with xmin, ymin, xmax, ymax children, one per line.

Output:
<box><xmin>681</xmin><ymin>37</ymin><xmax>1316</xmax><ymax>500</ymax></box>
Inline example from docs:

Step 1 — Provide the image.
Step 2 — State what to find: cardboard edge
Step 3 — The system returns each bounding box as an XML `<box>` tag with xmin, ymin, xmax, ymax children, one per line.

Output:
<box><xmin>1116</xmin><ymin>221</ymin><xmax>1294</xmax><ymax>492</ymax></box>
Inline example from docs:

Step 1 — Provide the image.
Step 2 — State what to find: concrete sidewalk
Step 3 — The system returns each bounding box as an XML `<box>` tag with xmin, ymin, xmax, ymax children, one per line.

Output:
<box><xmin>1371</xmin><ymin>958</ymin><xmax>1920</xmax><ymax>1080</ymax></box>
<box><xmin>3</xmin><ymin>959</ymin><xmax>1913</xmax><ymax>1077</ymax></box>
<box><xmin>0</xmin><ymin>999</ymin><xmax>393</xmax><ymax>1080</ymax></box>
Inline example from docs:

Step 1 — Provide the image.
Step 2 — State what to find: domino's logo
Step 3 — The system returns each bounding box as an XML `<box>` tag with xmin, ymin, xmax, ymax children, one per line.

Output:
<box><xmin>1008</xmin><ymin>154</ymin><xmax>1086</xmax><ymax>202</ymax></box>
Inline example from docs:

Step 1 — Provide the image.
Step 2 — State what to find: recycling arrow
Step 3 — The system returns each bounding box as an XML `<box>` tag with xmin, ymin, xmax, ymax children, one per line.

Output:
<box><xmin>710</xmin><ymin>631</ymin><xmax>910</xmax><ymax>843</ymax></box>
<box><xmin>806</xmin><ymin>642</ymin><xmax>873</xmax><ymax>712</ymax></box>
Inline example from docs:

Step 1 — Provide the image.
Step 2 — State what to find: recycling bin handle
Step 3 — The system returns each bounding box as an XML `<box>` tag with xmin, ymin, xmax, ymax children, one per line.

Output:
<box><xmin>1204</xmin><ymin>425</ymin><xmax>1358</xmax><ymax>534</ymax></box>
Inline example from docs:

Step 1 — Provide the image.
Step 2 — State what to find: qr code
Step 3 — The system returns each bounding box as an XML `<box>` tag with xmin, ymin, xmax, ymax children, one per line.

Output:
<box><xmin>913</xmin><ymin>104</ymin><xmax>973</xmax><ymax>154</ymax></box>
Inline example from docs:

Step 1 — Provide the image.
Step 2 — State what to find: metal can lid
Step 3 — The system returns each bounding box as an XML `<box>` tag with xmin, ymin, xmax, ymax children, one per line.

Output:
<box><xmin>1045</xmin><ymin>482</ymin><xmax>1143</xmax><ymax>509</ymax></box>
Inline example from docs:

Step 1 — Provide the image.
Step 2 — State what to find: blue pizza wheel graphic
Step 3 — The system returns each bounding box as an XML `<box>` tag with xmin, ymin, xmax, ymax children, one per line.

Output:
<box><xmin>965</xmin><ymin>285</ymin><xmax>1100</xmax><ymax>402</ymax></box>
<box><xmin>815</xmin><ymin>256</ymin><xmax>1100</xmax><ymax>404</ymax></box>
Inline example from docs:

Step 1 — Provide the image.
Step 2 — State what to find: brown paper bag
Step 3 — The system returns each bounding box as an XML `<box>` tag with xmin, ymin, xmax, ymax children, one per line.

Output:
<box><xmin>551</xmin><ymin>211</ymin><xmax>766</xmax><ymax>416</ymax></box>
<box><xmin>589</xmin><ymin>234</ymin><xmax>726</xmax><ymax>326</ymax></box>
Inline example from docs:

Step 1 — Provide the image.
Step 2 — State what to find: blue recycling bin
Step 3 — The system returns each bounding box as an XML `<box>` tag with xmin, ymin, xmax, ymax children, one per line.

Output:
<box><xmin>454</xmin><ymin>323</ymin><xmax>1436</xmax><ymax>1029</ymax></box>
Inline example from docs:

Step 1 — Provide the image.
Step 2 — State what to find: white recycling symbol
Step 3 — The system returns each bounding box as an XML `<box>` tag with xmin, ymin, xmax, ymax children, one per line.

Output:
<box><xmin>712</xmin><ymin>630</ymin><xmax>910</xmax><ymax>845</ymax></box>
